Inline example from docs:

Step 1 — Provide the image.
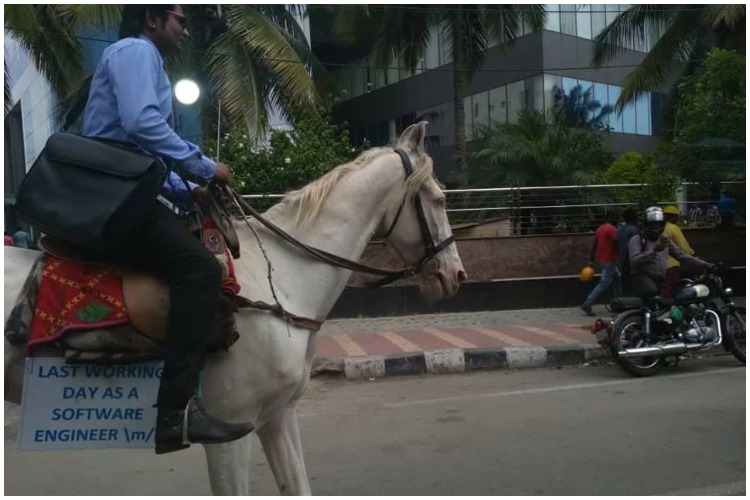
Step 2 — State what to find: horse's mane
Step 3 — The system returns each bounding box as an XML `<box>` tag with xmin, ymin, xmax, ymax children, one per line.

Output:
<box><xmin>267</xmin><ymin>146</ymin><xmax>434</xmax><ymax>228</ymax></box>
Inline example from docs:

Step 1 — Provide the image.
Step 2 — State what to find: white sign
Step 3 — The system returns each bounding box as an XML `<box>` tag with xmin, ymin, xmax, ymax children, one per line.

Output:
<box><xmin>19</xmin><ymin>357</ymin><xmax>162</xmax><ymax>451</ymax></box>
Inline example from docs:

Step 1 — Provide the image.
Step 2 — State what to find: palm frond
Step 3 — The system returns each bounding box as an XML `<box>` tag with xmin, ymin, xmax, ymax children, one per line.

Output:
<box><xmin>4</xmin><ymin>59</ymin><xmax>13</xmax><ymax>116</ymax></box>
<box><xmin>592</xmin><ymin>4</ymin><xmax>687</xmax><ymax>65</ymax></box>
<box><xmin>701</xmin><ymin>4</ymin><xmax>745</xmax><ymax>31</ymax></box>
<box><xmin>58</xmin><ymin>4</ymin><xmax>123</xmax><ymax>32</ymax></box>
<box><xmin>224</xmin><ymin>5</ymin><xmax>318</xmax><ymax>114</ymax></box>
<box><xmin>205</xmin><ymin>33</ymin><xmax>265</xmax><ymax>141</ymax></box>
<box><xmin>332</xmin><ymin>5</ymin><xmax>372</xmax><ymax>46</ymax></box>
<box><xmin>616</xmin><ymin>13</ymin><xmax>701</xmax><ymax>108</ymax></box>
<box><xmin>4</xmin><ymin>5</ymin><xmax>86</xmax><ymax>100</ymax></box>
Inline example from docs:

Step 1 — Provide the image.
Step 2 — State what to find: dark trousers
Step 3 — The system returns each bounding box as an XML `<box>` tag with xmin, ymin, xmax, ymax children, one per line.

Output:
<box><xmin>661</xmin><ymin>267</ymin><xmax>681</xmax><ymax>298</ymax></box>
<box><xmin>114</xmin><ymin>203</ymin><xmax>221</xmax><ymax>413</ymax></box>
<box><xmin>629</xmin><ymin>273</ymin><xmax>662</xmax><ymax>299</ymax></box>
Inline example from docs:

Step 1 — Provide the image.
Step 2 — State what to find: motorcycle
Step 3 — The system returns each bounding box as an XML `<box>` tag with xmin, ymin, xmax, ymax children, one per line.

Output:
<box><xmin>591</xmin><ymin>269</ymin><xmax>746</xmax><ymax>377</ymax></box>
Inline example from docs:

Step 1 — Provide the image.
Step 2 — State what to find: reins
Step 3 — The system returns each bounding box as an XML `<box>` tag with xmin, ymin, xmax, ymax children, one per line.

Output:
<box><xmin>208</xmin><ymin>148</ymin><xmax>456</xmax><ymax>331</ymax></box>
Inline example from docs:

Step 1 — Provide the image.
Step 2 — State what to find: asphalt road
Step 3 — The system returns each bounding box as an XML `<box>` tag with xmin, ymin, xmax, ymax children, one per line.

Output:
<box><xmin>5</xmin><ymin>356</ymin><xmax>745</xmax><ymax>496</ymax></box>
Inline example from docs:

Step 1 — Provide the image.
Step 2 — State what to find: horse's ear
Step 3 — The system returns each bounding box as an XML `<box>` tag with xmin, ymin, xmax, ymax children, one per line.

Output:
<box><xmin>397</xmin><ymin>121</ymin><xmax>429</xmax><ymax>155</ymax></box>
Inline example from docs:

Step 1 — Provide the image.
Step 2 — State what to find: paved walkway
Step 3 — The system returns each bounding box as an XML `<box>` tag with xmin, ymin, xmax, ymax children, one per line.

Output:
<box><xmin>317</xmin><ymin>306</ymin><xmax>598</xmax><ymax>359</ymax></box>
<box><xmin>313</xmin><ymin>299</ymin><xmax>745</xmax><ymax>378</ymax></box>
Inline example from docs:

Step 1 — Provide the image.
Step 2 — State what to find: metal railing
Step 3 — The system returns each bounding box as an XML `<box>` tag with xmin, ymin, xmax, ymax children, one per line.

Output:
<box><xmin>242</xmin><ymin>181</ymin><xmax>745</xmax><ymax>237</ymax></box>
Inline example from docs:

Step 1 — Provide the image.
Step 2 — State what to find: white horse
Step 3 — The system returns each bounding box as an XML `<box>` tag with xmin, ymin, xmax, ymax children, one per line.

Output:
<box><xmin>4</xmin><ymin>122</ymin><xmax>466</xmax><ymax>495</ymax></box>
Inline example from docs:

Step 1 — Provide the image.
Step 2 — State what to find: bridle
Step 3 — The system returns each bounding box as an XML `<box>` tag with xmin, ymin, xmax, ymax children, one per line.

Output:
<box><xmin>211</xmin><ymin>148</ymin><xmax>455</xmax><ymax>288</ymax></box>
<box><xmin>368</xmin><ymin>149</ymin><xmax>455</xmax><ymax>287</ymax></box>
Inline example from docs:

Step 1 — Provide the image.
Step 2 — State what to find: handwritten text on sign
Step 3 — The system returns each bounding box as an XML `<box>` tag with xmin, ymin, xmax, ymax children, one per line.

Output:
<box><xmin>19</xmin><ymin>358</ymin><xmax>162</xmax><ymax>450</ymax></box>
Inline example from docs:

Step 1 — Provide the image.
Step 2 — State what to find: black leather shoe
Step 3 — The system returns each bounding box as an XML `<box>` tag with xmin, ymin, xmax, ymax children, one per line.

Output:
<box><xmin>155</xmin><ymin>397</ymin><xmax>254</xmax><ymax>455</ymax></box>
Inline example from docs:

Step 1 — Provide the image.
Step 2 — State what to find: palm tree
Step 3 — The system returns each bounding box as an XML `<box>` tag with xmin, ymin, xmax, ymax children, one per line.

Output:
<box><xmin>469</xmin><ymin>109</ymin><xmax>613</xmax><ymax>234</ymax></box>
<box><xmin>592</xmin><ymin>4</ymin><xmax>745</xmax><ymax>112</ymax></box>
<box><xmin>5</xmin><ymin>5</ymin><xmax>323</xmax><ymax>141</ymax></box>
<box><xmin>471</xmin><ymin>109</ymin><xmax>611</xmax><ymax>187</ymax></box>
<box><xmin>4</xmin><ymin>5</ymin><xmax>86</xmax><ymax>116</ymax></box>
<box><xmin>552</xmin><ymin>84</ymin><xmax>613</xmax><ymax>131</ymax></box>
<box><xmin>332</xmin><ymin>5</ymin><xmax>546</xmax><ymax>179</ymax></box>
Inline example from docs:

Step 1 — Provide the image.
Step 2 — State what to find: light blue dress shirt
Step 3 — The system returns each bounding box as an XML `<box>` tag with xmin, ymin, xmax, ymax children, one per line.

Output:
<box><xmin>83</xmin><ymin>35</ymin><xmax>216</xmax><ymax>201</ymax></box>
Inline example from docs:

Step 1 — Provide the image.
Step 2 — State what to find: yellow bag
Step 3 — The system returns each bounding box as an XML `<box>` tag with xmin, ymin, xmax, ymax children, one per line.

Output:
<box><xmin>579</xmin><ymin>266</ymin><xmax>595</xmax><ymax>282</ymax></box>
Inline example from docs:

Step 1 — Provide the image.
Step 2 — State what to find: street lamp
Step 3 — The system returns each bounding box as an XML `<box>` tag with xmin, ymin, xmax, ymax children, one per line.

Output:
<box><xmin>173</xmin><ymin>78</ymin><xmax>223</xmax><ymax>162</ymax></box>
<box><xmin>174</xmin><ymin>78</ymin><xmax>200</xmax><ymax>105</ymax></box>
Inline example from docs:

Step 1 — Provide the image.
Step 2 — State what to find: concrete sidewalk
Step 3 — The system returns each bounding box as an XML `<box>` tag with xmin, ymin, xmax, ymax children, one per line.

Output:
<box><xmin>312</xmin><ymin>299</ymin><xmax>745</xmax><ymax>380</ymax></box>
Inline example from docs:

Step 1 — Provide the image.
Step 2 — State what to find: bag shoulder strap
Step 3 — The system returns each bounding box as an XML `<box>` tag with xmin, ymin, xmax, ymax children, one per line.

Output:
<box><xmin>62</xmin><ymin>77</ymin><xmax>93</xmax><ymax>132</ymax></box>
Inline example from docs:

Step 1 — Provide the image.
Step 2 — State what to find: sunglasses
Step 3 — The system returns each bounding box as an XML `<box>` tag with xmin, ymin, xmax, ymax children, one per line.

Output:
<box><xmin>166</xmin><ymin>10</ymin><xmax>187</xmax><ymax>28</ymax></box>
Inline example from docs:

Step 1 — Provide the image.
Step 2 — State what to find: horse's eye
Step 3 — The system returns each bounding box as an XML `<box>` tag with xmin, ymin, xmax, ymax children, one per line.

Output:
<box><xmin>435</xmin><ymin>198</ymin><xmax>446</xmax><ymax>207</ymax></box>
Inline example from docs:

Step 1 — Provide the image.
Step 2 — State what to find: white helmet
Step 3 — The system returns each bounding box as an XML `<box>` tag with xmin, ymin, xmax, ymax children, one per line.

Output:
<box><xmin>643</xmin><ymin>206</ymin><xmax>665</xmax><ymax>240</ymax></box>
<box><xmin>644</xmin><ymin>206</ymin><xmax>664</xmax><ymax>222</ymax></box>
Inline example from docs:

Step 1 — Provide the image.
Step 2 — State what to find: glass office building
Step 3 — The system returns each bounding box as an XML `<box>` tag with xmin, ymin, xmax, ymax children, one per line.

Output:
<box><xmin>319</xmin><ymin>4</ymin><xmax>666</xmax><ymax>177</ymax></box>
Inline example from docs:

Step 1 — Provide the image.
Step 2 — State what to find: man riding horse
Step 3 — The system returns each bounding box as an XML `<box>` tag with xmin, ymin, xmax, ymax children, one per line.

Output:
<box><xmin>82</xmin><ymin>4</ymin><xmax>252</xmax><ymax>454</ymax></box>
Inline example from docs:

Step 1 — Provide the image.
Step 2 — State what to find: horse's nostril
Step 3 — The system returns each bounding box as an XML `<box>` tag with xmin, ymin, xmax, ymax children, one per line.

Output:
<box><xmin>457</xmin><ymin>270</ymin><xmax>467</xmax><ymax>283</ymax></box>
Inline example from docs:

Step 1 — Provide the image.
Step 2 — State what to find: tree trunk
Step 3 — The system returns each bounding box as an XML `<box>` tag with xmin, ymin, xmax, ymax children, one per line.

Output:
<box><xmin>452</xmin><ymin>9</ymin><xmax>469</xmax><ymax>184</ymax></box>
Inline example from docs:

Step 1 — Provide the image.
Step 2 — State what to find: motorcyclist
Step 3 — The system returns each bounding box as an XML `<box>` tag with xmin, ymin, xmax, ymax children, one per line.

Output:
<box><xmin>627</xmin><ymin>207</ymin><xmax>714</xmax><ymax>298</ymax></box>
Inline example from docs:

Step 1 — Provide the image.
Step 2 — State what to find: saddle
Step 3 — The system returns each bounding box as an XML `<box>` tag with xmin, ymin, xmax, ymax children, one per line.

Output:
<box><xmin>12</xmin><ymin>187</ymin><xmax>244</xmax><ymax>364</ymax></box>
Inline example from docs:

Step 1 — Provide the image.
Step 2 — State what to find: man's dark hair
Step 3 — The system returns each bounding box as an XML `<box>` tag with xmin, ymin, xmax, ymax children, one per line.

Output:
<box><xmin>622</xmin><ymin>208</ymin><xmax>638</xmax><ymax>224</ymax></box>
<box><xmin>119</xmin><ymin>5</ymin><xmax>178</xmax><ymax>39</ymax></box>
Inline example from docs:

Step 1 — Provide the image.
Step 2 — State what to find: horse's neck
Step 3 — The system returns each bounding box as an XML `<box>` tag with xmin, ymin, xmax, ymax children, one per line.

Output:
<box><xmin>233</xmin><ymin>160</ymin><xmax>403</xmax><ymax>321</ymax></box>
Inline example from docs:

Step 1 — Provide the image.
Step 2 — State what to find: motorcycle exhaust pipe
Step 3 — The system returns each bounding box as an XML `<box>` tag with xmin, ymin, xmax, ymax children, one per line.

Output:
<box><xmin>617</xmin><ymin>342</ymin><xmax>704</xmax><ymax>358</ymax></box>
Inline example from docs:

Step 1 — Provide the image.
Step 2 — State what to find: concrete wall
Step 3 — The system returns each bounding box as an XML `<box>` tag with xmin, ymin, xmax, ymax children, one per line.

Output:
<box><xmin>348</xmin><ymin>227</ymin><xmax>746</xmax><ymax>286</ymax></box>
<box><xmin>328</xmin><ymin>226</ymin><xmax>746</xmax><ymax>317</ymax></box>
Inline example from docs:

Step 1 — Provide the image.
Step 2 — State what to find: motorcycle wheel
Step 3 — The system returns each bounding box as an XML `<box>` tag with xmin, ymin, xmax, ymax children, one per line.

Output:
<box><xmin>611</xmin><ymin>313</ymin><xmax>665</xmax><ymax>377</ymax></box>
<box><xmin>722</xmin><ymin>306</ymin><xmax>746</xmax><ymax>364</ymax></box>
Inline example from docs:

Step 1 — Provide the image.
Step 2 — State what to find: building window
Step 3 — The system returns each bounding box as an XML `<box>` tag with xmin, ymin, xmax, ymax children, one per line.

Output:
<box><xmin>472</xmin><ymin>91</ymin><xmax>490</xmax><ymax>134</ymax></box>
<box><xmin>425</xmin><ymin>25</ymin><xmax>440</xmax><ymax>70</ymax></box>
<box><xmin>488</xmin><ymin>86</ymin><xmax>508</xmax><ymax>124</ymax></box>
<box><xmin>562</xmin><ymin>76</ymin><xmax>578</xmax><ymax>95</ymax></box>
<box><xmin>417</xmin><ymin>105</ymin><xmax>443</xmax><ymax>148</ymax></box>
<box><xmin>635</xmin><ymin>93</ymin><xmax>651</xmax><ymax>135</ymax></box>
<box><xmin>373</xmin><ymin>63</ymin><xmax>386</xmax><ymax>90</ymax></box>
<box><xmin>463</xmin><ymin>96</ymin><xmax>473</xmax><ymax>138</ymax></box>
<box><xmin>576</xmin><ymin>4</ymin><xmax>592</xmax><ymax>39</ymax></box>
<box><xmin>526</xmin><ymin>75</ymin><xmax>545</xmax><ymax>112</ymax></box>
<box><xmin>560</xmin><ymin>4</ymin><xmax>577</xmax><ymax>35</ymax></box>
<box><xmin>387</xmin><ymin>64</ymin><xmax>398</xmax><ymax>89</ymax></box>
<box><xmin>543</xmin><ymin>74</ymin><xmax>563</xmax><ymax>111</ymax></box>
<box><xmin>591</xmin><ymin>4</ymin><xmax>607</xmax><ymax>37</ymax></box>
<box><xmin>398</xmin><ymin>54</ymin><xmax>413</xmax><ymax>81</ymax></box>
<box><xmin>605</xmin><ymin>4</ymin><xmax>621</xmax><ymax>27</ymax></box>
<box><xmin>507</xmin><ymin>80</ymin><xmax>525</xmax><ymax>124</ymax></box>
<box><xmin>608</xmin><ymin>85</ymin><xmax>624</xmax><ymax>133</ymax></box>
<box><xmin>622</xmin><ymin>101</ymin><xmax>637</xmax><ymax>134</ymax></box>
<box><xmin>593</xmin><ymin>81</ymin><xmax>609</xmax><ymax>128</ymax></box>
<box><xmin>545</xmin><ymin>4</ymin><xmax>560</xmax><ymax>32</ymax></box>
<box><xmin>438</xmin><ymin>22</ymin><xmax>453</xmax><ymax>66</ymax></box>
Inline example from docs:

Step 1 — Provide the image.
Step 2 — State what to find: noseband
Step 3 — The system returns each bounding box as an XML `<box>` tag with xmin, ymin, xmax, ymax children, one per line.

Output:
<box><xmin>369</xmin><ymin>149</ymin><xmax>455</xmax><ymax>287</ymax></box>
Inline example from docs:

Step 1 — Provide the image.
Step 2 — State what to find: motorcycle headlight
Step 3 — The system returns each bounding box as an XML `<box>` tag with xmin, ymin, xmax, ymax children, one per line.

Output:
<box><xmin>724</xmin><ymin>287</ymin><xmax>733</xmax><ymax>296</ymax></box>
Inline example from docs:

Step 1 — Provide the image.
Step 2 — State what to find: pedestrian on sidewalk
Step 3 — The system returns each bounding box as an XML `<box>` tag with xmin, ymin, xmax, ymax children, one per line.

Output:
<box><xmin>580</xmin><ymin>212</ymin><xmax>620</xmax><ymax>316</ymax></box>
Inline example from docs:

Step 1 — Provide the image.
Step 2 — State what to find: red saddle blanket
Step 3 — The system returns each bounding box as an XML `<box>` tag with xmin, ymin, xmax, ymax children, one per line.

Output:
<box><xmin>28</xmin><ymin>246</ymin><xmax>241</xmax><ymax>350</ymax></box>
<box><xmin>28</xmin><ymin>257</ymin><xmax>129</xmax><ymax>349</ymax></box>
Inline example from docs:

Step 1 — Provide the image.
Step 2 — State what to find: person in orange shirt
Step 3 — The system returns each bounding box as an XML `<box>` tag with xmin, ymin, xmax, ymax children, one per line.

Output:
<box><xmin>661</xmin><ymin>205</ymin><xmax>694</xmax><ymax>297</ymax></box>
